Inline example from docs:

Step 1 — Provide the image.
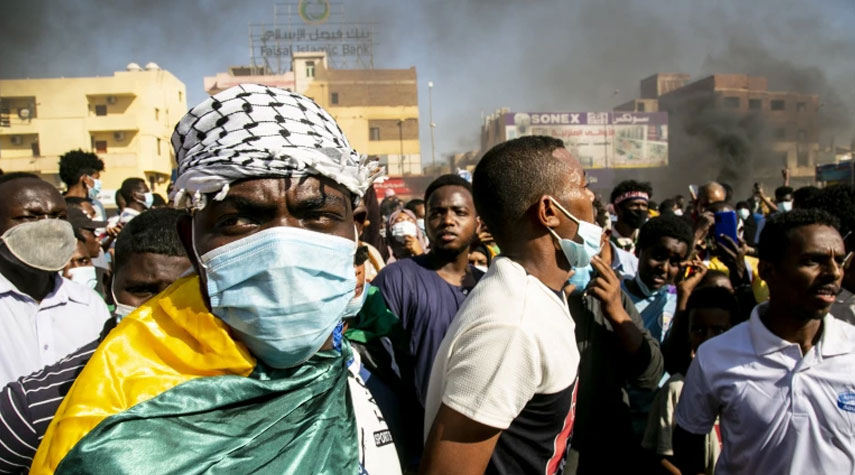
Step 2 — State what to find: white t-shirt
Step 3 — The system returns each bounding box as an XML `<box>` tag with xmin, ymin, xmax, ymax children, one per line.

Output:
<box><xmin>676</xmin><ymin>303</ymin><xmax>855</xmax><ymax>475</ymax></box>
<box><xmin>348</xmin><ymin>349</ymin><xmax>402</xmax><ymax>475</ymax></box>
<box><xmin>424</xmin><ymin>257</ymin><xmax>580</xmax><ymax>474</ymax></box>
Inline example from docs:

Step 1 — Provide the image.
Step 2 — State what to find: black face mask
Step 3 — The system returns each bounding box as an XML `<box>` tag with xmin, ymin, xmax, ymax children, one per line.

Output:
<box><xmin>621</xmin><ymin>208</ymin><xmax>648</xmax><ymax>229</ymax></box>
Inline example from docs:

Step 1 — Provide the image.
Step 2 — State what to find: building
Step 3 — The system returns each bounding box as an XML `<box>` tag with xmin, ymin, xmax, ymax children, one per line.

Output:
<box><xmin>0</xmin><ymin>63</ymin><xmax>186</xmax><ymax>196</ymax></box>
<box><xmin>204</xmin><ymin>52</ymin><xmax>421</xmax><ymax>176</ymax></box>
<box><xmin>615</xmin><ymin>73</ymin><xmax>690</xmax><ymax>113</ymax></box>
<box><xmin>618</xmin><ymin>73</ymin><xmax>820</xmax><ymax>191</ymax></box>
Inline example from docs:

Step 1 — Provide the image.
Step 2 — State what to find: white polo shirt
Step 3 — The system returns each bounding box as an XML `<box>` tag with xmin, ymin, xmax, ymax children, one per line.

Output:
<box><xmin>676</xmin><ymin>303</ymin><xmax>855</xmax><ymax>475</ymax></box>
<box><xmin>0</xmin><ymin>272</ymin><xmax>110</xmax><ymax>386</ymax></box>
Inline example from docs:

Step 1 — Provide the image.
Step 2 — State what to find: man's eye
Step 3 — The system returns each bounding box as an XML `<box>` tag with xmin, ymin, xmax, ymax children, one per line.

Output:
<box><xmin>219</xmin><ymin>216</ymin><xmax>256</xmax><ymax>228</ymax></box>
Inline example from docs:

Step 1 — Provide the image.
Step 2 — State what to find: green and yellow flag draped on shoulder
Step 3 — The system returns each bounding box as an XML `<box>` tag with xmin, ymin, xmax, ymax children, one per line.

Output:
<box><xmin>32</xmin><ymin>276</ymin><xmax>359</xmax><ymax>475</ymax></box>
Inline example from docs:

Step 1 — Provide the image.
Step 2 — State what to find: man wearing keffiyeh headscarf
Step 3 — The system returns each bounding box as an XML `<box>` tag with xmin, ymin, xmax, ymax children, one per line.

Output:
<box><xmin>32</xmin><ymin>84</ymin><xmax>402</xmax><ymax>475</ymax></box>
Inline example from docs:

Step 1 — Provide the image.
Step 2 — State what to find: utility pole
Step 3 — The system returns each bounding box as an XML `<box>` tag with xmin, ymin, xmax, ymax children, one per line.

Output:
<box><xmin>428</xmin><ymin>81</ymin><xmax>436</xmax><ymax>174</ymax></box>
<box><xmin>398</xmin><ymin>119</ymin><xmax>405</xmax><ymax>175</ymax></box>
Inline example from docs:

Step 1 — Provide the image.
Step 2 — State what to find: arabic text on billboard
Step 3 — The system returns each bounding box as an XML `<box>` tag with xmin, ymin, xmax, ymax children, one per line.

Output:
<box><xmin>504</xmin><ymin>112</ymin><xmax>668</xmax><ymax>169</ymax></box>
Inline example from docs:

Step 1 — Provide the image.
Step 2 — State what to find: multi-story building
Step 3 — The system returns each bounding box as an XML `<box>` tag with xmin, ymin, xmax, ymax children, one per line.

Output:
<box><xmin>0</xmin><ymin>63</ymin><xmax>186</xmax><ymax>196</ymax></box>
<box><xmin>204</xmin><ymin>52</ymin><xmax>421</xmax><ymax>176</ymax></box>
<box><xmin>618</xmin><ymin>73</ymin><xmax>820</xmax><ymax>191</ymax></box>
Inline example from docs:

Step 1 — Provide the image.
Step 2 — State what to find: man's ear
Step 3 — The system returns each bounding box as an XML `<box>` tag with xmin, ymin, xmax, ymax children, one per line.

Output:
<box><xmin>102</xmin><ymin>270</ymin><xmax>114</xmax><ymax>305</ymax></box>
<box><xmin>536</xmin><ymin>195</ymin><xmax>561</xmax><ymax>230</ymax></box>
<box><xmin>758</xmin><ymin>259</ymin><xmax>774</xmax><ymax>284</ymax></box>
<box><xmin>176</xmin><ymin>213</ymin><xmax>200</xmax><ymax>273</ymax></box>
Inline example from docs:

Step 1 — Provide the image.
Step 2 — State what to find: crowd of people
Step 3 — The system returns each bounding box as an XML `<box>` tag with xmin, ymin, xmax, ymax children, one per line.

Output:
<box><xmin>0</xmin><ymin>83</ymin><xmax>853</xmax><ymax>474</ymax></box>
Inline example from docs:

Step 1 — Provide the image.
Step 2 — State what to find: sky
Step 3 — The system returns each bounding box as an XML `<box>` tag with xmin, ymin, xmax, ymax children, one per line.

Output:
<box><xmin>2</xmin><ymin>0</ymin><xmax>854</xmax><ymax>166</ymax></box>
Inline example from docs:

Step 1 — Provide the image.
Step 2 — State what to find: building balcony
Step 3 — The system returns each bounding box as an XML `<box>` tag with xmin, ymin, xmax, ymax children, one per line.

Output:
<box><xmin>85</xmin><ymin>114</ymin><xmax>140</xmax><ymax>132</ymax></box>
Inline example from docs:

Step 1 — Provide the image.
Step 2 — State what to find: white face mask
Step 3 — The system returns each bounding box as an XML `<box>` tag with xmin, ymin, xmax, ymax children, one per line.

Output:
<box><xmin>474</xmin><ymin>264</ymin><xmax>488</xmax><ymax>273</ymax></box>
<box><xmin>110</xmin><ymin>281</ymin><xmax>136</xmax><ymax>321</ymax></box>
<box><xmin>737</xmin><ymin>208</ymin><xmax>750</xmax><ymax>220</ymax></box>
<box><xmin>778</xmin><ymin>200</ymin><xmax>793</xmax><ymax>212</ymax></box>
<box><xmin>67</xmin><ymin>265</ymin><xmax>98</xmax><ymax>289</ymax></box>
<box><xmin>673</xmin><ymin>209</ymin><xmax>684</xmax><ymax>217</ymax></box>
<box><xmin>391</xmin><ymin>221</ymin><xmax>418</xmax><ymax>241</ymax></box>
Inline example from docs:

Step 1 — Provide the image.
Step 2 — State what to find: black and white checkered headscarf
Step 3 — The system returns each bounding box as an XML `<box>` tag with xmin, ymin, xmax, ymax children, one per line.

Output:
<box><xmin>170</xmin><ymin>84</ymin><xmax>382</xmax><ymax>209</ymax></box>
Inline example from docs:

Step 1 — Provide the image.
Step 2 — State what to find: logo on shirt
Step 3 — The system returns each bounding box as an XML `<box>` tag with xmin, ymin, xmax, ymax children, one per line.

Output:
<box><xmin>838</xmin><ymin>392</ymin><xmax>855</xmax><ymax>413</ymax></box>
<box><xmin>373</xmin><ymin>429</ymin><xmax>393</xmax><ymax>447</ymax></box>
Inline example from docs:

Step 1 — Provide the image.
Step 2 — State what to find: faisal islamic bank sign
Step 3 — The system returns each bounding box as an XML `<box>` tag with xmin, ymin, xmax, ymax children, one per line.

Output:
<box><xmin>505</xmin><ymin>112</ymin><xmax>669</xmax><ymax>169</ymax></box>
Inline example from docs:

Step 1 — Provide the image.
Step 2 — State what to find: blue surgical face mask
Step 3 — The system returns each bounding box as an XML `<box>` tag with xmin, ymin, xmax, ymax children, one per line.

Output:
<box><xmin>737</xmin><ymin>208</ymin><xmax>750</xmax><ymax>220</ymax></box>
<box><xmin>546</xmin><ymin>196</ymin><xmax>604</xmax><ymax>269</ymax></box>
<box><xmin>196</xmin><ymin>225</ymin><xmax>357</xmax><ymax>369</ymax></box>
<box><xmin>142</xmin><ymin>192</ymin><xmax>154</xmax><ymax>209</ymax></box>
<box><xmin>88</xmin><ymin>177</ymin><xmax>102</xmax><ymax>200</ymax></box>
<box><xmin>778</xmin><ymin>200</ymin><xmax>793</xmax><ymax>212</ymax></box>
<box><xmin>567</xmin><ymin>264</ymin><xmax>594</xmax><ymax>295</ymax></box>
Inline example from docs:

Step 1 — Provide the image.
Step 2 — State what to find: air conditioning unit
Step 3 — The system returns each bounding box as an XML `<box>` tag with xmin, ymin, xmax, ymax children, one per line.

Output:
<box><xmin>17</xmin><ymin>108</ymin><xmax>31</xmax><ymax>120</ymax></box>
<box><xmin>10</xmin><ymin>135</ymin><xmax>23</xmax><ymax>145</ymax></box>
<box><xmin>106</xmin><ymin>96</ymin><xmax>117</xmax><ymax>105</ymax></box>
<box><xmin>113</xmin><ymin>131</ymin><xmax>125</xmax><ymax>141</ymax></box>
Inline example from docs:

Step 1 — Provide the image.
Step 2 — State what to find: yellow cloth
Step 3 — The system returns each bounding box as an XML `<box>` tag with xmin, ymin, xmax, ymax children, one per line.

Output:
<box><xmin>708</xmin><ymin>256</ymin><xmax>769</xmax><ymax>303</ymax></box>
<box><xmin>31</xmin><ymin>276</ymin><xmax>255</xmax><ymax>474</ymax></box>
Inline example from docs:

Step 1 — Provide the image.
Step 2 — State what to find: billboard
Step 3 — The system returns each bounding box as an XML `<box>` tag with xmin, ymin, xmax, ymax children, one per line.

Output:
<box><xmin>816</xmin><ymin>161</ymin><xmax>855</xmax><ymax>186</ymax></box>
<box><xmin>504</xmin><ymin>112</ymin><xmax>668</xmax><ymax>168</ymax></box>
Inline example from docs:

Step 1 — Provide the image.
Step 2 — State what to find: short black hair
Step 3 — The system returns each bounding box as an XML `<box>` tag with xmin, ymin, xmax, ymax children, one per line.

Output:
<box><xmin>473</xmin><ymin>135</ymin><xmax>570</xmax><ymax>242</ymax></box>
<box><xmin>610</xmin><ymin>180</ymin><xmax>653</xmax><ymax>205</ymax></box>
<box><xmin>687</xmin><ymin>286</ymin><xmax>738</xmax><ymax>321</ymax></box>
<box><xmin>758</xmin><ymin>208</ymin><xmax>840</xmax><ymax>263</ymax></box>
<box><xmin>58</xmin><ymin>149</ymin><xmax>104</xmax><ymax>187</ymax></box>
<box><xmin>424</xmin><ymin>174</ymin><xmax>473</xmax><ymax>203</ymax></box>
<box><xmin>699</xmin><ymin>269</ymin><xmax>731</xmax><ymax>288</ymax></box>
<box><xmin>774</xmin><ymin>186</ymin><xmax>794</xmax><ymax>200</ymax></box>
<box><xmin>637</xmin><ymin>215</ymin><xmax>694</xmax><ymax>253</ymax></box>
<box><xmin>152</xmin><ymin>193</ymin><xmax>167</xmax><ymax>207</ymax></box>
<box><xmin>721</xmin><ymin>183</ymin><xmax>734</xmax><ymax>203</ymax></box>
<box><xmin>0</xmin><ymin>172</ymin><xmax>40</xmax><ymax>189</ymax></box>
<box><xmin>404</xmin><ymin>199</ymin><xmax>425</xmax><ymax>213</ymax></box>
<box><xmin>735</xmin><ymin>200</ymin><xmax>750</xmax><ymax>210</ymax></box>
<box><xmin>379</xmin><ymin>196</ymin><xmax>402</xmax><ymax>218</ymax></box>
<box><xmin>592</xmin><ymin>198</ymin><xmax>610</xmax><ymax>228</ymax></box>
<box><xmin>355</xmin><ymin>245</ymin><xmax>369</xmax><ymax>266</ymax></box>
<box><xmin>119</xmin><ymin>178</ymin><xmax>146</xmax><ymax>203</ymax></box>
<box><xmin>658</xmin><ymin>198</ymin><xmax>676</xmax><ymax>212</ymax></box>
<box><xmin>801</xmin><ymin>185</ymin><xmax>855</xmax><ymax>241</ymax></box>
<box><xmin>114</xmin><ymin>208</ymin><xmax>189</xmax><ymax>271</ymax></box>
<box><xmin>793</xmin><ymin>186</ymin><xmax>821</xmax><ymax>209</ymax></box>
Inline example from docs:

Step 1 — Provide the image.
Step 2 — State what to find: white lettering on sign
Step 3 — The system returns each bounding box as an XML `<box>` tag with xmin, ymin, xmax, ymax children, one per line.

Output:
<box><xmin>532</xmin><ymin>113</ymin><xmax>573</xmax><ymax>125</ymax></box>
<box><xmin>613</xmin><ymin>113</ymin><xmax>650</xmax><ymax>125</ymax></box>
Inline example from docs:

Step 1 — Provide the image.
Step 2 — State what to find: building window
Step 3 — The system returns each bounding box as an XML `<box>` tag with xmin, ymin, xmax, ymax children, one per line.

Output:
<box><xmin>774</xmin><ymin>128</ymin><xmax>786</xmax><ymax>139</ymax></box>
<box><xmin>797</xmin><ymin>102</ymin><xmax>806</xmax><ymax>112</ymax></box>
<box><xmin>31</xmin><ymin>141</ymin><xmax>40</xmax><ymax>157</ymax></box>
<box><xmin>797</xmin><ymin>129</ymin><xmax>806</xmax><ymax>141</ymax></box>
<box><xmin>331</xmin><ymin>92</ymin><xmax>339</xmax><ymax>105</ymax></box>
<box><xmin>155</xmin><ymin>108</ymin><xmax>160</xmax><ymax>121</ymax></box>
<box><xmin>369</xmin><ymin>127</ymin><xmax>381</xmax><ymax>141</ymax></box>
<box><xmin>178</xmin><ymin>91</ymin><xmax>183</xmax><ymax>103</ymax></box>
<box><xmin>306</xmin><ymin>61</ymin><xmax>315</xmax><ymax>78</ymax></box>
<box><xmin>95</xmin><ymin>140</ymin><xmax>108</xmax><ymax>153</ymax></box>
<box><xmin>723</xmin><ymin>97</ymin><xmax>740</xmax><ymax>108</ymax></box>
<box><xmin>798</xmin><ymin>150</ymin><xmax>809</xmax><ymax>167</ymax></box>
<box><xmin>771</xmin><ymin>100</ymin><xmax>786</xmax><ymax>111</ymax></box>
<box><xmin>95</xmin><ymin>105</ymin><xmax>107</xmax><ymax>116</ymax></box>
<box><xmin>636</xmin><ymin>102</ymin><xmax>645</xmax><ymax>112</ymax></box>
<box><xmin>749</xmin><ymin>99</ymin><xmax>762</xmax><ymax>110</ymax></box>
<box><xmin>157</xmin><ymin>138</ymin><xmax>162</xmax><ymax>156</ymax></box>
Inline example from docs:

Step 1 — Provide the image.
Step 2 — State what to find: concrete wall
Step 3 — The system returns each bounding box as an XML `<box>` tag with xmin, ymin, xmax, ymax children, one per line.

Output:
<box><xmin>0</xmin><ymin>69</ymin><xmax>187</xmax><ymax>194</ymax></box>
